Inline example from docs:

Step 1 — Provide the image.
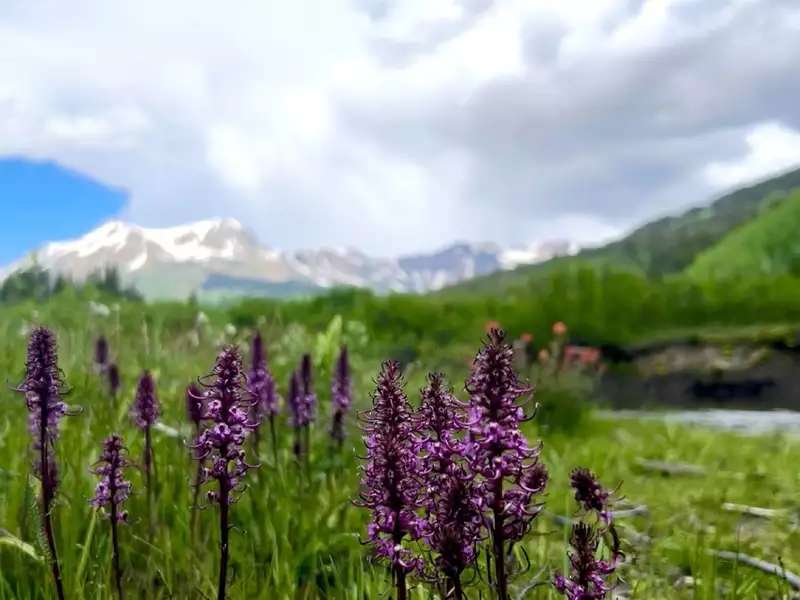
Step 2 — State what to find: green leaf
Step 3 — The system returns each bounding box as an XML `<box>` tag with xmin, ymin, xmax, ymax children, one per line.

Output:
<box><xmin>0</xmin><ymin>528</ymin><xmax>42</xmax><ymax>562</ymax></box>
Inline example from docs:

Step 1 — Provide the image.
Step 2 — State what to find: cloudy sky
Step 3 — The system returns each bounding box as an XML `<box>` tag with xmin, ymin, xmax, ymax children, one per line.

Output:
<box><xmin>1</xmin><ymin>0</ymin><xmax>799</xmax><ymax>259</ymax></box>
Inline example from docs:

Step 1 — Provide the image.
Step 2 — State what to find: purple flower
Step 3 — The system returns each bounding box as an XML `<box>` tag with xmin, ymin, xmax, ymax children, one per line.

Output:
<box><xmin>299</xmin><ymin>353</ymin><xmax>317</xmax><ymax>423</ymax></box>
<box><xmin>553</xmin><ymin>523</ymin><xmax>616</xmax><ymax>600</ymax></box>
<box><xmin>426</xmin><ymin>463</ymin><xmax>483</xmax><ymax>582</ymax></box>
<box><xmin>131</xmin><ymin>371</ymin><xmax>159</xmax><ymax>430</ymax></box>
<box><xmin>570</xmin><ymin>468</ymin><xmax>612</xmax><ymax>522</ymax></box>
<box><xmin>194</xmin><ymin>346</ymin><xmax>256</xmax><ymax>505</ymax></box>
<box><xmin>186</xmin><ymin>383</ymin><xmax>205</xmax><ymax>428</ymax></box>
<box><xmin>193</xmin><ymin>346</ymin><xmax>256</xmax><ymax>600</ymax></box>
<box><xmin>554</xmin><ymin>469</ymin><xmax>621</xmax><ymax>600</ymax></box>
<box><xmin>417</xmin><ymin>374</ymin><xmax>482</xmax><ymax>594</ymax></box>
<box><xmin>91</xmin><ymin>434</ymin><xmax>132</xmax><ymax>522</ymax></box>
<box><xmin>357</xmin><ymin>361</ymin><xmax>424</xmax><ymax>577</ymax></box>
<box><xmin>91</xmin><ymin>434</ymin><xmax>132</xmax><ymax>599</ymax></box>
<box><xmin>248</xmin><ymin>331</ymin><xmax>280</xmax><ymax>424</ymax></box>
<box><xmin>466</xmin><ymin>329</ymin><xmax>548</xmax><ymax>538</ymax></box>
<box><xmin>95</xmin><ymin>335</ymin><xmax>109</xmax><ymax>369</ymax></box>
<box><xmin>17</xmin><ymin>327</ymin><xmax>70</xmax><ymax>489</ymax></box>
<box><xmin>330</xmin><ymin>346</ymin><xmax>352</xmax><ymax>444</ymax></box>
<box><xmin>16</xmin><ymin>326</ymin><xmax>73</xmax><ymax>600</ymax></box>
<box><xmin>108</xmin><ymin>363</ymin><xmax>121</xmax><ymax>397</ymax></box>
<box><xmin>417</xmin><ymin>373</ymin><xmax>466</xmax><ymax>471</ymax></box>
<box><xmin>288</xmin><ymin>368</ymin><xmax>313</xmax><ymax>428</ymax></box>
<box><xmin>465</xmin><ymin>329</ymin><xmax>548</xmax><ymax>600</ymax></box>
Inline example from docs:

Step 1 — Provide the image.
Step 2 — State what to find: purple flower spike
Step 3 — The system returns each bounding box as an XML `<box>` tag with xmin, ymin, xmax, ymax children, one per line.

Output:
<box><xmin>417</xmin><ymin>373</ymin><xmax>481</xmax><ymax>597</ymax></box>
<box><xmin>193</xmin><ymin>346</ymin><xmax>255</xmax><ymax>600</ymax></box>
<box><xmin>248</xmin><ymin>332</ymin><xmax>280</xmax><ymax>459</ymax></box>
<box><xmin>554</xmin><ymin>470</ymin><xmax>621</xmax><ymax>600</ymax></box>
<box><xmin>194</xmin><ymin>346</ymin><xmax>255</xmax><ymax>504</ymax></box>
<box><xmin>18</xmin><ymin>327</ymin><xmax>70</xmax><ymax>487</ymax></box>
<box><xmin>300</xmin><ymin>353</ymin><xmax>317</xmax><ymax>423</ymax></box>
<box><xmin>95</xmin><ymin>335</ymin><xmax>109</xmax><ymax>369</ymax></box>
<box><xmin>16</xmin><ymin>326</ymin><xmax>73</xmax><ymax>600</ymax></box>
<box><xmin>418</xmin><ymin>373</ymin><xmax>466</xmax><ymax>470</ymax></box>
<box><xmin>330</xmin><ymin>346</ymin><xmax>352</xmax><ymax>445</ymax></box>
<box><xmin>248</xmin><ymin>332</ymin><xmax>280</xmax><ymax>419</ymax></box>
<box><xmin>131</xmin><ymin>371</ymin><xmax>159</xmax><ymax>430</ymax></box>
<box><xmin>91</xmin><ymin>434</ymin><xmax>132</xmax><ymax>599</ymax></box>
<box><xmin>570</xmin><ymin>468</ymin><xmax>611</xmax><ymax>521</ymax></box>
<box><xmin>131</xmin><ymin>370</ymin><xmax>159</xmax><ymax>525</ymax></box>
<box><xmin>554</xmin><ymin>523</ymin><xmax>616</xmax><ymax>600</ymax></box>
<box><xmin>426</xmin><ymin>464</ymin><xmax>484</xmax><ymax>589</ymax></box>
<box><xmin>91</xmin><ymin>434</ymin><xmax>132</xmax><ymax>521</ymax></box>
<box><xmin>465</xmin><ymin>329</ymin><xmax>548</xmax><ymax>600</ymax></box>
<box><xmin>357</xmin><ymin>361</ymin><xmax>424</xmax><ymax>598</ymax></box>
<box><xmin>288</xmin><ymin>368</ymin><xmax>313</xmax><ymax>428</ymax></box>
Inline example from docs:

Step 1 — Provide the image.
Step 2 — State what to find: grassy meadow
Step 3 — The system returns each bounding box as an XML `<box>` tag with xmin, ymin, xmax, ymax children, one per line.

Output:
<box><xmin>0</xmin><ymin>295</ymin><xmax>799</xmax><ymax>599</ymax></box>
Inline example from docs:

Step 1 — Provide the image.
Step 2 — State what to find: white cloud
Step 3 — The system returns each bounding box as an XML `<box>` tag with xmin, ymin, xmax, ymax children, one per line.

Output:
<box><xmin>704</xmin><ymin>122</ymin><xmax>800</xmax><ymax>188</ymax></box>
<box><xmin>0</xmin><ymin>0</ymin><xmax>798</xmax><ymax>256</ymax></box>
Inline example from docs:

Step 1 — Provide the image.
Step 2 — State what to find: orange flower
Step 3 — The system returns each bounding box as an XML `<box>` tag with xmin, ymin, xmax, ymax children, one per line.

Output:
<box><xmin>484</xmin><ymin>319</ymin><xmax>502</xmax><ymax>333</ymax></box>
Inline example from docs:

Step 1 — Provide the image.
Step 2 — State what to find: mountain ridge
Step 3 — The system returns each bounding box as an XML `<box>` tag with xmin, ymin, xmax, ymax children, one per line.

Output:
<box><xmin>442</xmin><ymin>165</ymin><xmax>800</xmax><ymax>295</ymax></box>
<box><xmin>1</xmin><ymin>218</ymin><xmax>574</xmax><ymax>299</ymax></box>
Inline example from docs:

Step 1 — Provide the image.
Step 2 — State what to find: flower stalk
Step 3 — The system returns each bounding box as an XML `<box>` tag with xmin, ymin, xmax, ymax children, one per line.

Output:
<box><xmin>193</xmin><ymin>346</ymin><xmax>256</xmax><ymax>600</ymax></box>
<box><xmin>16</xmin><ymin>327</ymin><xmax>73</xmax><ymax>600</ymax></box>
<box><xmin>247</xmin><ymin>331</ymin><xmax>280</xmax><ymax>461</ymax></box>
<box><xmin>465</xmin><ymin>329</ymin><xmax>548</xmax><ymax>600</ymax></box>
<box><xmin>131</xmin><ymin>371</ymin><xmax>159</xmax><ymax>531</ymax></box>
<box><xmin>330</xmin><ymin>346</ymin><xmax>352</xmax><ymax>446</ymax></box>
<box><xmin>90</xmin><ymin>434</ymin><xmax>132</xmax><ymax>600</ymax></box>
<box><xmin>357</xmin><ymin>361</ymin><xmax>424</xmax><ymax>600</ymax></box>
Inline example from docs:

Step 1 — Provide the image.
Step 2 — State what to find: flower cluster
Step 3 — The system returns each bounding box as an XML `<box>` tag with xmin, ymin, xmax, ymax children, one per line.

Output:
<box><xmin>358</xmin><ymin>361</ymin><xmax>424</xmax><ymax>573</ymax></box>
<box><xmin>131</xmin><ymin>371</ymin><xmax>159</xmax><ymax>430</ymax></box>
<box><xmin>417</xmin><ymin>373</ymin><xmax>466</xmax><ymax>472</ymax></box>
<box><xmin>570</xmin><ymin>468</ymin><xmax>612</xmax><ymax>522</ymax></box>
<box><xmin>554</xmin><ymin>523</ymin><xmax>617</xmax><ymax>600</ymax></box>
<box><xmin>299</xmin><ymin>353</ymin><xmax>317</xmax><ymax>425</ymax></box>
<box><xmin>330</xmin><ymin>346</ymin><xmax>352</xmax><ymax>444</ymax></box>
<box><xmin>91</xmin><ymin>434</ymin><xmax>132</xmax><ymax>522</ymax></box>
<box><xmin>465</xmin><ymin>329</ymin><xmax>548</xmax><ymax>542</ymax></box>
<box><xmin>554</xmin><ymin>469</ymin><xmax>620</xmax><ymax>600</ymax></box>
<box><xmin>288</xmin><ymin>363</ymin><xmax>314</xmax><ymax>428</ymax></box>
<box><xmin>248</xmin><ymin>332</ymin><xmax>280</xmax><ymax>425</ymax></box>
<box><xmin>417</xmin><ymin>374</ymin><xmax>483</xmax><ymax>581</ymax></box>
<box><xmin>194</xmin><ymin>346</ymin><xmax>256</xmax><ymax>504</ymax></box>
<box><xmin>17</xmin><ymin>327</ymin><xmax>70</xmax><ymax>490</ymax></box>
<box><xmin>426</xmin><ymin>465</ymin><xmax>484</xmax><ymax>580</ymax></box>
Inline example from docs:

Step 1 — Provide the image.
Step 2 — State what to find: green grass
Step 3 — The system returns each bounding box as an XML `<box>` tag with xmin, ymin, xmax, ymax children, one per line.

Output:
<box><xmin>1</xmin><ymin>305</ymin><xmax>799</xmax><ymax>598</ymax></box>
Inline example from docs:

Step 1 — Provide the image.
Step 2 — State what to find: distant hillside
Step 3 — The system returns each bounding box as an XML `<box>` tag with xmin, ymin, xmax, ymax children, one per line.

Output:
<box><xmin>582</xmin><ymin>166</ymin><xmax>800</xmax><ymax>276</ymax></box>
<box><xmin>444</xmin><ymin>166</ymin><xmax>800</xmax><ymax>295</ymax></box>
<box><xmin>687</xmin><ymin>190</ymin><xmax>800</xmax><ymax>279</ymax></box>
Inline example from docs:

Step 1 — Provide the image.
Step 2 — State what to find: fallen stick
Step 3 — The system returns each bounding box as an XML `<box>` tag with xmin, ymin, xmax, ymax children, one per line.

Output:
<box><xmin>710</xmin><ymin>550</ymin><xmax>800</xmax><ymax>590</ymax></box>
<box><xmin>721</xmin><ymin>502</ymin><xmax>787</xmax><ymax>519</ymax></box>
<box><xmin>635</xmin><ymin>459</ymin><xmax>706</xmax><ymax>477</ymax></box>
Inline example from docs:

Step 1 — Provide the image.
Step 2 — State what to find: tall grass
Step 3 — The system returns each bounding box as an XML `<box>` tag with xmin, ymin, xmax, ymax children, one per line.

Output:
<box><xmin>0</xmin><ymin>300</ymin><xmax>798</xmax><ymax>598</ymax></box>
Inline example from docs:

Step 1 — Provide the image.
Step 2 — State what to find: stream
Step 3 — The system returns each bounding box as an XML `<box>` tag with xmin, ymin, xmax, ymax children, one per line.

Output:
<box><xmin>602</xmin><ymin>408</ymin><xmax>800</xmax><ymax>435</ymax></box>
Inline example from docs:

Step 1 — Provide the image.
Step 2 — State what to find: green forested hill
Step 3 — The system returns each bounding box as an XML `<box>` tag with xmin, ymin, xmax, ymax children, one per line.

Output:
<box><xmin>444</xmin><ymin>166</ymin><xmax>800</xmax><ymax>295</ymax></box>
<box><xmin>687</xmin><ymin>190</ymin><xmax>800</xmax><ymax>279</ymax></box>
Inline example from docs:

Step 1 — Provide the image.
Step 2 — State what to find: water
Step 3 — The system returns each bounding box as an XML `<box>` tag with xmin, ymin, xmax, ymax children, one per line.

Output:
<box><xmin>603</xmin><ymin>408</ymin><xmax>800</xmax><ymax>435</ymax></box>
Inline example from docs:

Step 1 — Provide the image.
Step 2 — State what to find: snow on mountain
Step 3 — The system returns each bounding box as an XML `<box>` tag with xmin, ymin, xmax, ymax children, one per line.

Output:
<box><xmin>2</xmin><ymin>219</ymin><xmax>574</xmax><ymax>299</ymax></box>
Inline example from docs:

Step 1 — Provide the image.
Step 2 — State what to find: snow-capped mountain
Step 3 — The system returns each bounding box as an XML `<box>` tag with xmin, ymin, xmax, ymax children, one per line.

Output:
<box><xmin>2</xmin><ymin>219</ymin><xmax>575</xmax><ymax>299</ymax></box>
